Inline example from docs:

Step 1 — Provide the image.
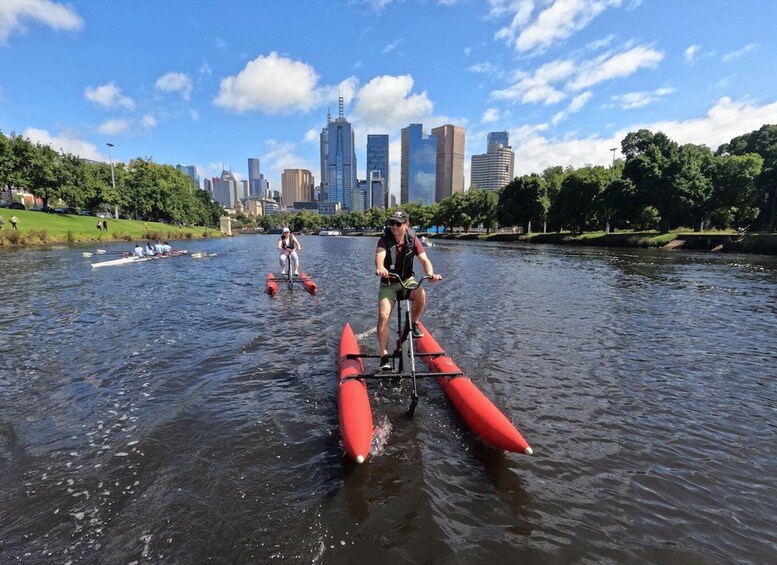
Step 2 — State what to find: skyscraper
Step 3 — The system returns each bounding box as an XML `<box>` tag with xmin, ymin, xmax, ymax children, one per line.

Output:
<box><xmin>248</xmin><ymin>158</ymin><xmax>269</xmax><ymax>197</ymax></box>
<box><xmin>401</xmin><ymin>124</ymin><xmax>436</xmax><ymax>206</ymax></box>
<box><xmin>431</xmin><ymin>124</ymin><xmax>465</xmax><ymax>201</ymax></box>
<box><xmin>175</xmin><ymin>164</ymin><xmax>199</xmax><ymax>189</ymax></box>
<box><xmin>487</xmin><ymin>131</ymin><xmax>509</xmax><ymax>150</ymax></box>
<box><xmin>281</xmin><ymin>169</ymin><xmax>314</xmax><ymax>206</ymax></box>
<box><xmin>319</xmin><ymin>109</ymin><xmax>331</xmax><ymax>202</ymax></box>
<box><xmin>471</xmin><ymin>131</ymin><xmax>515</xmax><ymax>191</ymax></box>
<box><xmin>366</xmin><ymin>134</ymin><xmax>389</xmax><ymax>208</ymax></box>
<box><xmin>211</xmin><ymin>169</ymin><xmax>238</xmax><ymax>207</ymax></box>
<box><xmin>323</xmin><ymin>98</ymin><xmax>356</xmax><ymax>210</ymax></box>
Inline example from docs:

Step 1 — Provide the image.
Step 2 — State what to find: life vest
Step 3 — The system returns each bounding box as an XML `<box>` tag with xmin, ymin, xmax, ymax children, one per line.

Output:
<box><xmin>382</xmin><ymin>227</ymin><xmax>417</xmax><ymax>281</ymax></box>
<box><xmin>280</xmin><ymin>235</ymin><xmax>296</xmax><ymax>250</ymax></box>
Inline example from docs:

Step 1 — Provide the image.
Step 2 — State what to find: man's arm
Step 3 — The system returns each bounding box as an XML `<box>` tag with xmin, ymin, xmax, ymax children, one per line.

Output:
<box><xmin>376</xmin><ymin>247</ymin><xmax>389</xmax><ymax>278</ymax></box>
<box><xmin>417</xmin><ymin>252</ymin><xmax>442</xmax><ymax>281</ymax></box>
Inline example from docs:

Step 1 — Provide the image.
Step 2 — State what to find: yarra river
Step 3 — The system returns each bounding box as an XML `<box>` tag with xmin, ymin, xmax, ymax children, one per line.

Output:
<box><xmin>1</xmin><ymin>235</ymin><xmax>775</xmax><ymax>563</ymax></box>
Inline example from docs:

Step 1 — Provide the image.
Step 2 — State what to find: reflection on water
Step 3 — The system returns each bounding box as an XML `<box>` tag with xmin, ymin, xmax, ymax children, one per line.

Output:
<box><xmin>0</xmin><ymin>238</ymin><xmax>776</xmax><ymax>563</ymax></box>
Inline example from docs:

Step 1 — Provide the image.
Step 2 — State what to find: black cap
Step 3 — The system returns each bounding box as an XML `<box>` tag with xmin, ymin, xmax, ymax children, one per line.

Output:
<box><xmin>390</xmin><ymin>210</ymin><xmax>409</xmax><ymax>224</ymax></box>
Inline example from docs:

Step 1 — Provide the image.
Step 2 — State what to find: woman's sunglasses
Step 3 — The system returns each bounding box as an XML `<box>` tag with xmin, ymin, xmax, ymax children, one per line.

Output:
<box><xmin>388</xmin><ymin>220</ymin><xmax>403</xmax><ymax>227</ymax></box>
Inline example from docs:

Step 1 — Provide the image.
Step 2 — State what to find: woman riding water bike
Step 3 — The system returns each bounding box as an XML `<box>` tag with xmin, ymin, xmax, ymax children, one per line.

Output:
<box><xmin>277</xmin><ymin>227</ymin><xmax>301</xmax><ymax>276</ymax></box>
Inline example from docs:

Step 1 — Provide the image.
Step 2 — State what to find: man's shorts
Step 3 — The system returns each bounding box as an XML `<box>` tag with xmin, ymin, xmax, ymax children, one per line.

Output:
<box><xmin>378</xmin><ymin>277</ymin><xmax>418</xmax><ymax>302</ymax></box>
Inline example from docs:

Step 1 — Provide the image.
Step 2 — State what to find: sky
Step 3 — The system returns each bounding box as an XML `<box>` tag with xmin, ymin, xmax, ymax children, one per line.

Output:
<box><xmin>2</xmin><ymin>0</ymin><xmax>777</xmax><ymax>201</ymax></box>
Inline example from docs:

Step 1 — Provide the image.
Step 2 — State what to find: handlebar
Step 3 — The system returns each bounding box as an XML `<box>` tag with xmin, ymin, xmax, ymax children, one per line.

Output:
<box><xmin>384</xmin><ymin>273</ymin><xmax>440</xmax><ymax>289</ymax></box>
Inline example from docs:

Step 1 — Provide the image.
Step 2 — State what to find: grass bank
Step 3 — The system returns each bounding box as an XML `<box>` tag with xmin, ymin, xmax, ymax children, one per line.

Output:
<box><xmin>0</xmin><ymin>209</ymin><xmax>219</xmax><ymax>247</ymax></box>
<box><xmin>433</xmin><ymin>230</ymin><xmax>777</xmax><ymax>255</ymax></box>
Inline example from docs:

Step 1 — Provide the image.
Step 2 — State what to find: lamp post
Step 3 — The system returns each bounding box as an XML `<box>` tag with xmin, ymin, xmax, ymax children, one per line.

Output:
<box><xmin>607</xmin><ymin>147</ymin><xmax>618</xmax><ymax>234</ymax></box>
<box><xmin>107</xmin><ymin>143</ymin><xmax>117</xmax><ymax>219</ymax></box>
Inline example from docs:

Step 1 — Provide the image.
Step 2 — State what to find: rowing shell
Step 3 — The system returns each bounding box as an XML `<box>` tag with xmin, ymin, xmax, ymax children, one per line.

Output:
<box><xmin>337</xmin><ymin>324</ymin><xmax>373</xmax><ymax>463</ymax></box>
<box><xmin>91</xmin><ymin>250</ymin><xmax>189</xmax><ymax>268</ymax></box>
<box><xmin>414</xmin><ymin>321</ymin><xmax>532</xmax><ymax>454</ymax></box>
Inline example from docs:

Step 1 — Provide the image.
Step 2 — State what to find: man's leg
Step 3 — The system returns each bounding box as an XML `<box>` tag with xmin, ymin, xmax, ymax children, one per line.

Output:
<box><xmin>377</xmin><ymin>297</ymin><xmax>394</xmax><ymax>357</ymax></box>
<box><xmin>409</xmin><ymin>288</ymin><xmax>426</xmax><ymax>326</ymax></box>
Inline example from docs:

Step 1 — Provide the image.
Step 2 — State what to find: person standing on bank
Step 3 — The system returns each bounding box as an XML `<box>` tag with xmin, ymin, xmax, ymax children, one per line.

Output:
<box><xmin>277</xmin><ymin>227</ymin><xmax>301</xmax><ymax>275</ymax></box>
<box><xmin>375</xmin><ymin>210</ymin><xmax>442</xmax><ymax>370</ymax></box>
<box><xmin>9</xmin><ymin>215</ymin><xmax>18</xmax><ymax>230</ymax></box>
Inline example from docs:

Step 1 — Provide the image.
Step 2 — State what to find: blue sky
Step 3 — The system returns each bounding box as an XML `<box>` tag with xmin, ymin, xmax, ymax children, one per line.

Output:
<box><xmin>2</xmin><ymin>0</ymin><xmax>777</xmax><ymax>200</ymax></box>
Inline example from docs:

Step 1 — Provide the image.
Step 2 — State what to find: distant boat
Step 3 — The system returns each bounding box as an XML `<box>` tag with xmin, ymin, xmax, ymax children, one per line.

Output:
<box><xmin>319</xmin><ymin>230</ymin><xmax>342</xmax><ymax>236</ymax></box>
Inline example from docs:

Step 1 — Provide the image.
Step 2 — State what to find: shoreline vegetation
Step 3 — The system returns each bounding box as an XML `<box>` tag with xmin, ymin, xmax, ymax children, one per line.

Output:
<box><xmin>339</xmin><ymin>229</ymin><xmax>777</xmax><ymax>256</ymax></box>
<box><xmin>0</xmin><ymin>209</ymin><xmax>218</xmax><ymax>248</ymax></box>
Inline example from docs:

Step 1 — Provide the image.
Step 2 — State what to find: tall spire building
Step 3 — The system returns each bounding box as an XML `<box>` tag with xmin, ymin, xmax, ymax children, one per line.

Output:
<box><xmin>322</xmin><ymin>98</ymin><xmax>356</xmax><ymax>210</ymax></box>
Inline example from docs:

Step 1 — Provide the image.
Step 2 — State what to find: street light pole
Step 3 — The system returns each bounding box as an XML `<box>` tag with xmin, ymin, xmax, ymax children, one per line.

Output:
<box><xmin>107</xmin><ymin>143</ymin><xmax>118</xmax><ymax>219</ymax></box>
<box><xmin>609</xmin><ymin>147</ymin><xmax>618</xmax><ymax>183</ymax></box>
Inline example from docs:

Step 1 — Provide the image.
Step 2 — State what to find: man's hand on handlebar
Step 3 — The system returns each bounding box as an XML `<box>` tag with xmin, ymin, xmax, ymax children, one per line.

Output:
<box><xmin>376</xmin><ymin>266</ymin><xmax>390</xmax><ymax>278</ymax></box>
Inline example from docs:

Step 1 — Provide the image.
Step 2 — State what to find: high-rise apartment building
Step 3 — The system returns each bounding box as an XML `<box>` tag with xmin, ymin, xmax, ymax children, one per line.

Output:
<box><xmin>400</xmin><ymin>124</ymin><xmax>436</xmax><ymax>206</ymax></box>
<box><xmin>281</xmin><ymin>169</ymin><xmax>314</xmax><ymax>206</ymax></box>
<box><xmin>366</xmin><ymin>134</ymin><xmax>389</xmax><ymax>208</ymax></box>
<box><xmin>431</xmin><ymin>124</ymin><xmax>465</xmax><ymax>201</ymax></box>
<box><xmin>369</xmin><ymin>171</ymin><xmax>386</xmax><ymax>211</ymax></box>
<box><xmin>322</xmin><ymin>98</ymin><xmax>356</xmax><ymax>210</ymax></box>
<box><xmin>471</xmin><ymin>131</ymin><xmax>515</xmax><ymax>191</ymax></box>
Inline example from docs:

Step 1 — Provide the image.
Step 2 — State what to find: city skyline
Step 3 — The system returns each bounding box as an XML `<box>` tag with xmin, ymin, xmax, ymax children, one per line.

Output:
<box><xmin>2</xmin><ymin>1</ymin><xmax>777</xmax><ymax>202</ymax></box>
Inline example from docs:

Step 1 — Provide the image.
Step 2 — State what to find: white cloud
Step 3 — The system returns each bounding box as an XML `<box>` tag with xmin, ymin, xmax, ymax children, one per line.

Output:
<box><xmin>496</xmin><ymin>0</ymin><xmax>622</xmax><ymax>54</ymax></box>
<box><xmin>509</xmin><ymin>96</ymin><xmax>777</xmax><ymax>175</ymax></box>
<box><xmin>261</xmin><ymin>139</ymin><xmax>317</xmax><ymax>187</ymax></box>
<box><xmin>141</xmin><ymin>114</ymin><xmax>157</xmax><ymax>129</ymax></box>
<box><xmin>303</xmin><ymin>128</ymin><xmax>319</xmax><ymax>143</ymax></box>
<box><xmin>610</xmin><ymin>87</ymin><xmax>674</xmax><ymax>109</ymax></box>
<box><xmin>567</xmin><ymin>45</ymin><xmax>663</xmax><ymax>90</ymax></box>
<box><xmin>721</xmin><ymin>43</ymin><xmax>757</xmax><ymax>62</ymax></box>
<box><xmin>352</xmin><ymin>75</ymin><xmax>434</xmax><ymax>131</ymax></box>
<box><xmin>468</xmin><ymin>61</ymin><xmax>499</xmax><ymax>75</ymax></box>
<box><xmin>155</xmin><ymin>72</ymin><xmax>193</xmax><ymax>101</ymax></box>
<box><xmin>482</xmin><ymin>107</ymin><xmax>500</xmax><ymax>123</ymax></box>
<box><xmin>97</xmin><ymin>119</ymin><xmax>130</xmax><ymax>135</ymax></box>
<box><xmin>214</xmin><ymin>52</ymin><xmax>356</xmax><ymax>114</ymax></box>
<box><xmin>491</xmin><ymin>59</ymin><xmax>574</xmax><ymax>104</ymax></box>
<box><xmin>382</xmin><ymin>38</ymin><xmax>404</xmax><ymax>54</ymax></box>
<box><xmin>84</xmin><ymin>82</ymin><xmax>135</xmax><ymax>110</ymax></box>
<box><xmin>551</xmin><ymin>91</ymin><xmax>592</xmax><ymax>125</ymax></box>
<box><xmin>0</xmin><ymin>0</ymin><xmax>83</xmax><ymax>44</ymax></box>
<box><xmin>684</xmin><ymin>44</ymin><xmax>701</xmax><ymax>63</ymax></box>
<box><xmin>21</xmin><ymin>127</ymin><xmax>104</xmax><ymax>161</ymax></box>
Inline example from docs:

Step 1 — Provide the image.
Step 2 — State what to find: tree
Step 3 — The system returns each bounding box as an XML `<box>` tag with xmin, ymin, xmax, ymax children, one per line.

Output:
<box><xmin>718</xmin><ymin>124</ymin><xmax>777</xmax><ymax>231</ymax></box>
<box><xmin>497</xmin><ymin>174</ymin><xmax>548</xmax><ymax>232</ymax></box>
<box><xmin>708</xmin><ymin>153</ymin><xmax>763</xmax><ymax>228</ymax></box>
<box><xmin>548</xmin><ymin>166</ymin><xmax>609</xmax><ymax>233</ymax></box>
<box><xmin>465</xmin><ymin>188</ymin><xmax>499</xmax><ymax>233</ymax></box>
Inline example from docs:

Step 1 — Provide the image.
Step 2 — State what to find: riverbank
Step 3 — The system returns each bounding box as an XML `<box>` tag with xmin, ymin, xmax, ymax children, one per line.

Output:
<box><xmin>430</xmin><ymin>230</ymin><xmax>777</xmax><ymax>256</ymax></box>
<box><xmin>0</xmin><ymin>209</ymin><xmax>219</xmax><ymax>247</ymax></box>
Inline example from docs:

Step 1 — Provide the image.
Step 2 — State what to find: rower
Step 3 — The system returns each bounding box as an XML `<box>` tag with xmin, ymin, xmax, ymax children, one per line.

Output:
<box><xmin>153</xmin><ymin>240</ymin><xmax>164</xmax><ymax>255</ymax></box>
<box><xmin>133</xmin><ymin>243</ymin><xmax>144</xmax><ymax>258</ymax></box>
<box><xmin>145</xmin><ymin>242</ymin><xmax>155</xmax><ymax>256</ymax></box>
<box><xmin>375</xmin><ymin>210</ymin><xmax>442</xmax><ymax>370</ymax></box>
<box><xmin>162</xmin><ymin>241</ymin><xmax>172</xmax><ymax>253</ymax></box>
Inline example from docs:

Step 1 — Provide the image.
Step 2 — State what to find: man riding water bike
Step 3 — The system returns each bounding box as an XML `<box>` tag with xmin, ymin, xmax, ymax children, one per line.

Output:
<box><xmin>375</xmin><ymin>210</ymin><xmax>442</xmax><ymax>370</ymax></box>
<box><xmin>277</xmin><ymin>227</ymin><xmax>301</xmax><ymax>275</ymax></box>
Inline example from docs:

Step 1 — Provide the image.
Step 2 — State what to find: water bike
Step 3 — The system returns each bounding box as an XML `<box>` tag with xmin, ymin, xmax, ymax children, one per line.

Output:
<box><xmin>337</xmin><ymin>274</ymin><xmax>532</xmax><ymax>464</ymax></box>
<box><xmin>266</xmin><ymin>250</ymin><xmax>317</xmax><ymax>296</ymax></box>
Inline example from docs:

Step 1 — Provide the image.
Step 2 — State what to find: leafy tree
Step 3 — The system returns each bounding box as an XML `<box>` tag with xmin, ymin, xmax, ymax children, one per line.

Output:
<box><xmin>708</xmin><ymin>153</ymin><xmax>763</xmax><ymax>227</ymax></box>
<box><xmin>548</xmin><ymin>166</ymin><xmax>609</xmax><ymax>233</ymax></box>
<box><xmin>436</xmin><ymin>193</ymin><xmax>471</xmax><ymax>231</ymax></box>
<box><xmin>497</xmin><ymin>174</ymin><xmax>548</xmax><ymax>232</ymax></box>
<box><xmin>718</xmin><ymin>124</ymin><xmax>777</xmax><ymax>231</ymax></box>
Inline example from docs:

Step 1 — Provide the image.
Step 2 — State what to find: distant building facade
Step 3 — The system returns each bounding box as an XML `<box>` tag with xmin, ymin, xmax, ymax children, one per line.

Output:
<box><xmin>369</xmin><ymin>170</ymin><xmax>386</xmax><ymax>210</ymax></box>
<box><xmin>431</xmin><ymin>124</ymin><xmax>465</xmax><ymax>201</ymax></box>
<box><xmin>366</xmin><ymin>134</ymin><xmax>389</xmax><ymax>208</ymax></box>
<box><xmin>175</xmin><ymin>164</ymin><xmax>199</xmax><ymax>189</ymax></box>
<box><xmin>248</xmin><ymin>158</ymin><xmax>270</xmax><ymax>198</ymax></box>
<box><xmin>471</xmin><ymin>131</ymin><xmax>515</xmax><ymax>191</ymax></box>
<box><xmin>211</xmin><ymin>169</ymin><xmax>238</xmax><ymax>207</ymax></box>
<box><xmin>281</xmin><ymin>168</ymin><xmax>314</xmax><ymax>206</ymax></box>
<box><xmin>401</xmin><ymin>124</ymin><xmax>437</xmax><ymax>205</ymax></box>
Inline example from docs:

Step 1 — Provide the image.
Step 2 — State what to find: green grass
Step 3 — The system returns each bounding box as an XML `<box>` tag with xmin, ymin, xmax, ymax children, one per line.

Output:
<box><xmin>0</xmin><ymin>209</ymin><xmax>219</xmax><ymax>247</ymax></box>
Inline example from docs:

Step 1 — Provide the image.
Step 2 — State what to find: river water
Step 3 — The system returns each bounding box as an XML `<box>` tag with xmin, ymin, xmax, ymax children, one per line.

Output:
<box><xmin>0</xmin><ymin>235</ymin><xmax>775</xmax><ymax>564</ymax></box>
